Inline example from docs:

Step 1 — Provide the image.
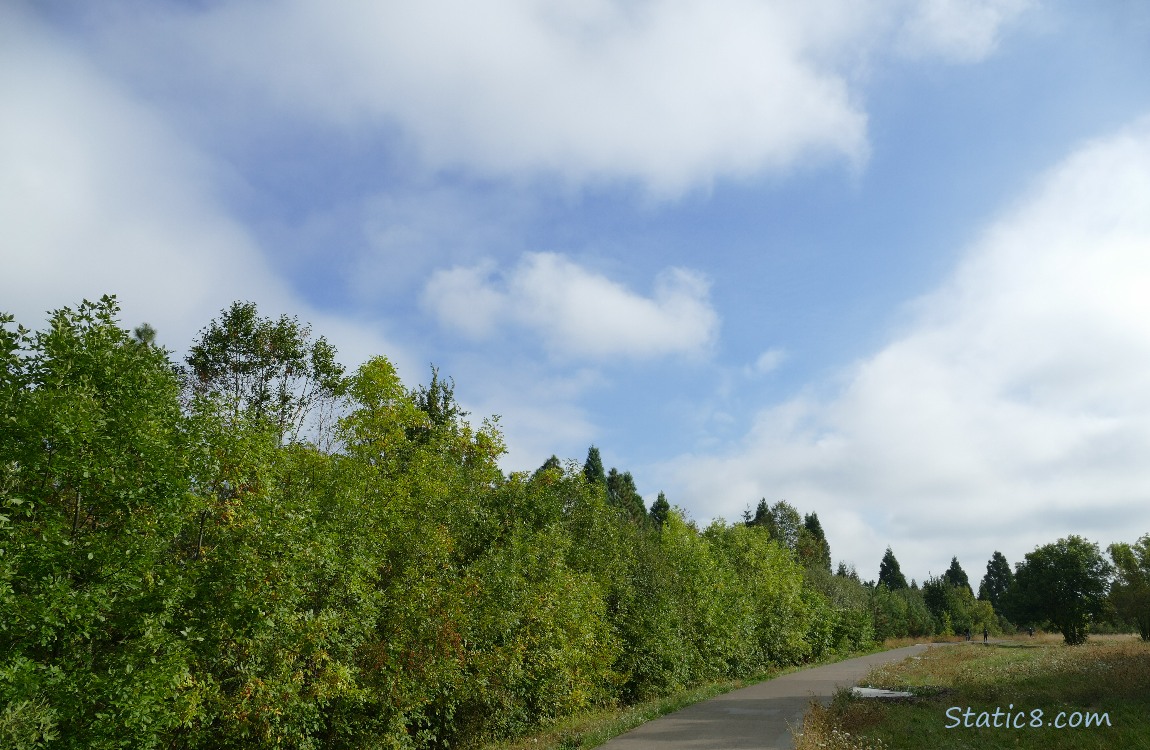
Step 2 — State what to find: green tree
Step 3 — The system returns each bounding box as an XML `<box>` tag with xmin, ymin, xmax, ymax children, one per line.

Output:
<box><xmin>0</xmin><ymin>296</ymin><xmax>199</xmax><ymax>748</ymax></box>
<box><xmin>744</xmin><ymin>498</ymin><xmax>770</xmax><ymax>527</ymax></box>
<box><xmin>411</xmin><ymin>364</ymin><xmax>467</xmax><ymax>430</ymax></box>
<box><xmin>1108</xmin><ymin>536</ymin><xmax>1150</xmax><ymax>641</ymax></box>
<box><xmin>978</xmin><ymin>551</ymin><xmax>1014</xmax><ymax>611</ymax></box>
<box><xmin>607</xmin><ymin>467</ymin><xmax>646</xmax><ymax>523</ymax></box>
<box><xmin>582</xmin><ymin>445</ymin><xmax>606</xmax><ymax>486</ymax></box>
<box><xmin>184</xmin><ymin>301</ymin><xmax>346</xmax><ymax>445</ymax></box>
<box><xmin>798</xmin><ymin>512</ymin><xmax>832</xmax><ymax>571</ymax></box>
<box><xmin>649</xmin><ymin>491</ymin><xmax>671</xmax><ymax>530</ymax></box>
<box><xmin>944</xmin><ymin>556</ymin><xmax>972</xmax><ymax>594</ymax></box>
<box><xmin>1005</xmin><ymin>536</ymin><xmax>1112</xmax><ymax>645</ymax></box>
<box><xmin>878</xmin><ymin>547</ymin><xmax>908</xmax><ymax>590</ymax></box>
<box><xmin>922</xmin><ymin>574</ymin><xmax>976</xmax><ymax>635</ymax></box>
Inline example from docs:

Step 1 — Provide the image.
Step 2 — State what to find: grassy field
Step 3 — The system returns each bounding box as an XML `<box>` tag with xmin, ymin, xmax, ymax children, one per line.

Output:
<box><xmin>793</xmin><ymin>635</ymin><xmax>1150</xmax><ymax>750</ymax></box>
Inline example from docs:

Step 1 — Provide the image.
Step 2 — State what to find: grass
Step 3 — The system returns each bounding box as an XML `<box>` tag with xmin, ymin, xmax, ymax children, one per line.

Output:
<box><xmin>792</xmin><ymin>635</ymin><xmax>1150</xmax><ymax>750</ymax></box>
<box><xmin>478</xmin><ymin>641</ymin><xmax>898</xmax><ymax>750</ymax></box>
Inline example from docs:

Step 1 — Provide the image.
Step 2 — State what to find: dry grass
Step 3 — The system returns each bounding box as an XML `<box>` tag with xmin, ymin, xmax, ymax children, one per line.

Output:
<box><xmin>792</xmin><ymin>636</ymin><xmax>1150</xmax><ymax>750</ymax></box>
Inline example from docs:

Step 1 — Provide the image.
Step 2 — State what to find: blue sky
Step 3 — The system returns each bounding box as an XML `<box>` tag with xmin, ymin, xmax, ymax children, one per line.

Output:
<box><xmin>4</xmin><ymin>0</ymin><xmax>1150</xmax><ymax>583</ymax></box>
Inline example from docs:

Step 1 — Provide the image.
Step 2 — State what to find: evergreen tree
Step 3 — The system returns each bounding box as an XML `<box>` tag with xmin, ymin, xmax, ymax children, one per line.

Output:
<box><xmin>878</xmin><ymin>547</ymin><xmax>908</xmax><ymax>590</ymax></box>
<box><xmin>132</xmin><ymin>321</ymin><xmax>157</xmax><ymax>348</ymax></box>
<box><xmin>582</xmin><ymin>445</ymin><xmax>606</xmax><ymax>485</ymax></box>
<box><xmin>978</xmin><ymin>551</ymin><xmax>1014</xmax><ymax>611</ymax></box>
<box><xmin>944</xmin><ymin>556</ymin><xmax>972</xmax><ymax>594</ymax></box>
<box><xmin>745</xmin><ymin>498</ymin><xmax>770</xmax><ymax>528</ymax></box>
<box><xmin>649</xmin><ymin>491</ymin><xmax>670</xmax><ymax>530</ymax></box>
<box><xmin>800</xmin><ymin>512</ymin><xmax>832</xmax><ymax>570</ymax></box>
<box><xmin>607</xmin><ymin>467</ymin><xmax>646</xmax><ymax>523</ymax></box>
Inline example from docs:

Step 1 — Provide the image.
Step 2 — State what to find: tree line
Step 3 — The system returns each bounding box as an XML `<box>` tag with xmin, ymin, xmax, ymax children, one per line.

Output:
<box><xmin>858</xmin><ymin>533</ymin><xmax>1148</xmax><ymax>647</ymax></box>
<box><xmin>1</xmin><ymin>297</ymin><xmax>1147</xmax><ymax>749</ymax></box>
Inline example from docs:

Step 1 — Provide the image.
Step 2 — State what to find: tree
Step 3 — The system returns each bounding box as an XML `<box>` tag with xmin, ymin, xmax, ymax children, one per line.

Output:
<box><xmin>649</xmin><ymin>491</ymin><xmax>670</xmax><ymax>530</ymax></box>
<box><xmin>878</xmin><ymin>547</ymin><xmax>908</xmax><ymax>590</ymax></box>
<box><xmin>944</xmin><ymin>556</ymin><xmax>972</xmax><ymax>594</ymax></box>
<box><xmin>184</xmin><ymin>301</ymin><xmax>345</xmax><ymax>444</ymax></box>
<box><xmin>750</xmin><ymin>500</ymin><xmax>802</xmax><ymax>550</ymax></box>
<box><xmin>1005</xmin><ymin>536</ymin><xmax>1112</xmax><ymax>645</ymax></box>
<box><xmin>978</xmin><ymin>551</ymin><xmax>1014</xmax><ymax>611</ymax></box>
<box><xmin>1108</xmin><ymin>536</ymin><xmax>1150</xmax><ymax>641</ymax></box>
<box><xmin>582</xmin><ymin>445</ymin><xmax>606</xmax><ymax>486</ymax></box>
<box><xmin>922</xmin><ymin>574</ymin><xmax>976</xmax><ymax>635</ymax></box>
<box><xmin>606</xmin><ymin>467</ymin><xmax>646</xmax><ymax>523</ymax></box>
<box><xmin>798</xmin><ymin>512</ymin><xmax>832</xmax><ymax>571</ymax></box>
<box><xmin>744</xmin><ymin>498</ymin><xmax>770</xmax><ymax>527</ymax></box>
<box><xmin>0</xmin><ymin>296</ymin><xmax>199</xmax><ymax>746</ymax></box>
<box><xmin>132</xmin><ymin>321</ymin><xmax>157</xmax><ymax>347</ymax></box>
<box><xmin>411</xmin><ymin>364</ymin><xmax>467</xmax><ymax>429</ymax></box>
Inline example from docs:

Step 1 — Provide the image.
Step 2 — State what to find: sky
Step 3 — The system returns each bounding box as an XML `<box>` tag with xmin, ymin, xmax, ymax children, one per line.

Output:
<box><xmin>4</xmin><ymin>0</ymin><xmax>1150</xmax><ymax>584</ymax></box>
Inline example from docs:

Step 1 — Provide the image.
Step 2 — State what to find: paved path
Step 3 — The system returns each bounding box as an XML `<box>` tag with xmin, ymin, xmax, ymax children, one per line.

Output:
<box><xmin>599</xmin><ymin>644</ymin><xmax>932</xmax><ymax>750</ymax></box>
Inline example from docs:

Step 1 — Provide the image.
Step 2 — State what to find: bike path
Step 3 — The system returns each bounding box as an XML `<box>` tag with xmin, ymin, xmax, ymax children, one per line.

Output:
<box><xmin>599</xmin><ymin>644</ymin><xmax>932</xmax><ymax>750</ymax></box>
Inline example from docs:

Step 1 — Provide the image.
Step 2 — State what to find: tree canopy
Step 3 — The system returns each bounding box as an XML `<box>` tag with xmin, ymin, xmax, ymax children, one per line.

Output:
<box><xmin>1108</xmin><ymin>536</ymin><xmax>1150</xmax><ymax>641</ymax></box>
<box><xmin>1005</xmin><ymin>536</ymin><xmax>1112</xmax><ymax>645</ymax></box>
<box><xmin>978</xmin><ymin>551</ymin><xmax>1014</xmax><ymax>611</ymax></box>
<box><xmin>878</xmin><ymin>547</ymin><xmax>909</xmax><ymax>590</ymax></box>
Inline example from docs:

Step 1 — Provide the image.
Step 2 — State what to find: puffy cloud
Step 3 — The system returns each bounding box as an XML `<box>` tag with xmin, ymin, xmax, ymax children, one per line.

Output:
<box><xmin>423</xmin><ymin>253</ymin><xmax>719</xmax><ymax>359</ymax></box>
<box><xmin>90</xmin><ymin>0</ymin><xmax>1029</xmax><ymax>196</ymax></box>
<box><xmin>662</xmin><ymin>116</ymin><xmax>1150</xmax><ymax>579</ymax></box>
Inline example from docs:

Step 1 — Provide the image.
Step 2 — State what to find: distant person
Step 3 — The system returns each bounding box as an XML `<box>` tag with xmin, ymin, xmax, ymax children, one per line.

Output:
<box><xmin>1028</xmin><ymin>627</ymin><xmax>1034</xmax><ymax>637</ymax></box>
<box><xmin>983</xmin><ymin>626</ymin><xmax>988</xmax><ymax>643</ymax></box>
<box><xmin>965</xmin><ymin>627</ymin><xmax>971</xmax><ymax>641</ymax></box>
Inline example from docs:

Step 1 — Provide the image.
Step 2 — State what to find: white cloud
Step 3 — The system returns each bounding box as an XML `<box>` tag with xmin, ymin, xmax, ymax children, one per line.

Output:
<box><xmin>0</xmin><ymin>5</ymin><xmax>408</xmax><ymax>372</ymax></box>
<box><xmin>423</xmin><ymin>253</ymin><xmax>719</xmax><ymax>359</ymax></box>
<box><xmin>896</xmin><ymin>0</ymin><xmax>1034</xmax><ymax>63</ymax></box>
<box><xmin>747</xmin><ymin>348</ymin><xmax>788</xmax><ymax>376</ymax></box>
<box><xmin>90</xmin><ymin>0</ymin><xmax>1030</xmax><ymax>196</ymax></box>
<box><xmin>662</xmin><ymin>115</ymin><xmax>1150</xmax><ymax>580</ymax></box>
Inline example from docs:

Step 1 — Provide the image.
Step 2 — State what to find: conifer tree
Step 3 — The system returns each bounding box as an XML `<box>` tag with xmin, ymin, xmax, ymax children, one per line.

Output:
<box><xmin>649</xmin><ymin>491</ymin><xmax>670</xmax><ymax>530</ymax></box>
<box><xmin>944</xmin><ymin>556</ymin><xmax>972</xmax><ymax>594</ymax></box>
<box><xmin>583</xmin><ymin>445</ymin><xmax>606</xmax><ymax>485</ymax></box>
<box><xmin>607</xmin><ymin>467</ymin><xmax>646</xmax><ymax>523</ymax></box>
<box><xmin>801</xmin><ymin>512</ymin><xmax>832</xmax><ymax>571</ymax></box>
<box><xmin>878</xmin><ymin>547</ymin><xmax>908</xmax><ymax>590</ymax></box>
<box><xmin>978</xmin><ymin>551</ymin><xmax>1014</xmax><ymax>610</ymax></box>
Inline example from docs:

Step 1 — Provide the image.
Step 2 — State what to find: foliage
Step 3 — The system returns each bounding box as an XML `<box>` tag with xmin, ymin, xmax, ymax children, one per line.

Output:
<box><xmin>1005</xmin><ymin>536</ymin><xmax>1112</xmax><ymax>645</ymax></box>
<box><xmin>943</xmin><ymin>556</ymin><xmax>971</xmax><ymax>594</ymax></box>
<box><xmin>1108</xmin><ymin>536</ymin><xmax>1150</xmax><ymax>640</ymax></box>
<box><xmin>0</xmin><ymin>296</ymin><xmax>198</xmax><ymax>749</ymax></box>
<box><xmin>799</xmin><ymin>513</ymin><xmax>832</xmax><ymax>571</ymax></box>
<box><xmin>581</xmin><ymin>446</ymin><xmax>605</xmax><ymax>486</ymax></box>
<box><xmin>12</xmin><ymin>296</ymin><xmax>1102</xmax><ymax>749</ymax></box>
<box><xmin>978</xmin><ymin>551</ymin><xmax>1013</xmax><ymax>612</ymax></box>
<box><xmin>877</xmin><ymin>548</ymin><xmax>908</xmax><ymax>591</ymax></box>
<box><xmin>648</xmin><ymin>492</ymin><xmax>670</xmax><ymax>530</ymax></box>
<box><xmin>184</xmin><ymin>301</ymin><xmax>346</xmax><ymax>445</ymax></box>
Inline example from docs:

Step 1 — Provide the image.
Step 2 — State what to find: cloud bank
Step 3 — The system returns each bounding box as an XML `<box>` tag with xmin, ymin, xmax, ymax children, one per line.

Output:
<box><xmin>664</xmin><ymin>116</ymin><xmax>1150</xmax><ymax>579</ymax></box>
<box><xmin>96</xmin><ymin>0</ymin><xmax>1031</xmax><ymax>196</ymax></box>
<box><xmin>0</xmin><ymin>5</ymin><xmax>407</xmax><ymax>371</ymax></box>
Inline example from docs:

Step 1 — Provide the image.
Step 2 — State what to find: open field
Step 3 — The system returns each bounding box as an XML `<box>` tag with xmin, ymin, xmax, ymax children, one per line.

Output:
<box><xmin>793</xmin><ymin>635</ymin><xmax>1150</xmax><ymax>750</ymax></box>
